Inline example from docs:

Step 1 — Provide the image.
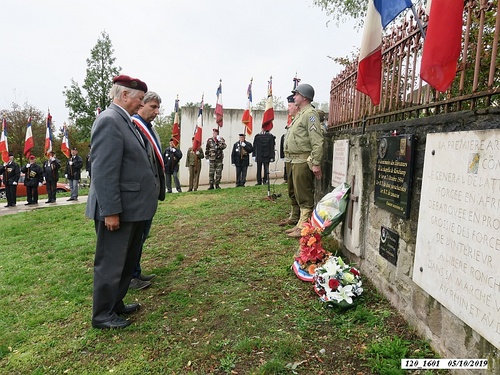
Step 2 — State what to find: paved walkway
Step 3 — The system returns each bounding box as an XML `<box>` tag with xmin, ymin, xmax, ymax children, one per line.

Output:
<box><xmin>0</xmin><ymin>182</ymin><xmax>269</xmax><ymax>217</ymax></box>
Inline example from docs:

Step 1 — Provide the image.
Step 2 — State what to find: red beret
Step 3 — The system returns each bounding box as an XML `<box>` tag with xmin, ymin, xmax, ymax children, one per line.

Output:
<box><xmin>29</xmin><ymin>155</ymin><xmax>36</xmax><ymax>160</ymax></box>
<box><xmin>113</xmin><ymin>75</ymin><xmax>148</xmax><ymax>93</ymax></box>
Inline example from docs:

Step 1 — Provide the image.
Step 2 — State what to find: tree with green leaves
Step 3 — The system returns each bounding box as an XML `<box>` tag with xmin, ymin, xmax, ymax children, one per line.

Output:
<box><xmin>63</xmin><ymin>31</ymin><xmax>121</xmax><ymax>142</ymax></box>
<box><xmin>1</xmin><ymin>103</ymin><xmax>47</xmax><ymax>164</ymax></box>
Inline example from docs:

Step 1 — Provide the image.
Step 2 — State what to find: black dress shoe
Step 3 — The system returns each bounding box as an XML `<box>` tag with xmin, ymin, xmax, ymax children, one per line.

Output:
<box><xmin>45</xmin><ymin>201</ymin><xmax>51</xmax><ymax>204</ymax></box>
<box><xmin>116</xmin><ymin>303</ymin><xmax>141</xmax><ymax>315</ymax></box>
<box><xmin>138</xmin><ymin>273</ymin><xmax>156</xmax><ymax>281</ymax></box>
<box><xmin>92</xmin><ymin>316</ymin><xmax>131</xmax><ymax>329</ymax></box>
<box><xmin>4</xmin><ymin>205</ymin><xmax>10</xmax><ymax>208</ymax></box>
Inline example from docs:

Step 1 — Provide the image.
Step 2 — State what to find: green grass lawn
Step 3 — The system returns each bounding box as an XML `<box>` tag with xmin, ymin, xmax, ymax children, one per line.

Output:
<box><xmin>0</xmin><ymin>183</ymin><xmax>447</xmax><ymax>374</ymax></box>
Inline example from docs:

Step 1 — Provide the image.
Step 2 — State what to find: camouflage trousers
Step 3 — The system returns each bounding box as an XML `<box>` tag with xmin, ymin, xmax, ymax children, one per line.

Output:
<box><xmin>209</xmin><ymin>160</ymin><xmax>224</xmax><ymax>185</ymax></box>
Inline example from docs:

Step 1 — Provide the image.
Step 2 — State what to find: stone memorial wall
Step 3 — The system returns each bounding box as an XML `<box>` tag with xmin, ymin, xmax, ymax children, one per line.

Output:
<box><xmin>326</xmin><ymin>109</ymin><xmax>500</xmax><ymax>374</ymax></box>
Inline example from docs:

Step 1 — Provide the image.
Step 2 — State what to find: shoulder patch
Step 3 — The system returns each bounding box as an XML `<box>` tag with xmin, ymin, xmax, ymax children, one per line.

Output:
<box><xmin>309</xmin><ymin>116</ymin><xmax>316</xmax><ymax>122</ymax></box>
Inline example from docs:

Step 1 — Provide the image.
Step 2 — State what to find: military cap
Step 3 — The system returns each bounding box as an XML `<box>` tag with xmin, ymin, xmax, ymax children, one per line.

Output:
<box><xmin>113</xmin><ymin>75</ymin><xmax>148</xmax><ymax>93</ymax></box>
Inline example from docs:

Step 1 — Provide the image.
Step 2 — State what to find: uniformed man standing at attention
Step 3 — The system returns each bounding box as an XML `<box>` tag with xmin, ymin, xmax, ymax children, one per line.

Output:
<box><xmin>283</xmin><ymin>83</ymin><xmax>324</xmax><ymax>238</ymax></box>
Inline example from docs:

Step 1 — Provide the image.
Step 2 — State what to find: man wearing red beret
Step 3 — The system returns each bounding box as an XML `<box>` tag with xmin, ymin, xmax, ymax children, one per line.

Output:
<box><xmin>86</xmin><ymin>75</ymin><xmax>159</xmax><ymax>329</ymax></box>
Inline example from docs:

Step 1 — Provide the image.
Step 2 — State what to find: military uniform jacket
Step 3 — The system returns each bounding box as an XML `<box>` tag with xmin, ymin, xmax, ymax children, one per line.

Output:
<box><xmin>43</xmin><ymin>159</ymin><xmax>61</xmax><ymax>182</ymax></box>
<box><xmin>185</xmin><ymin>147</ymin><xmax>204</xmax><ymax>167</ymax></box>
<box><xmin>163</xmin><ymin>147</ymin><xmax>183</xmax><ymax>174</ymax></box>
<box><xmin>205</xmin><ymin>137</ymin><xmax>226</xmax><ymax>161</ymax></box>
<box><xmin>284</xmin><ymin>104</ymin><xmax>324</xmax><ymax>165</ymax></box>
<box><xmin>21</xmin><ymin>163</ymin><xmax>43</xmax><ymax>187</ymax></box>
<box><xmin>85</xmin><ymin>103</ymin><xmax>159</xmax><ymax>222</ymax></box>
<box><xmin>0</xmin><ymin>161</ymin><xmax>20</xmax><ymax>186</ymax></box>
<box><xmin>231</xmin><ymin>140</ymin><xmax>253</xmax><ymax>167</ymax></box>
<box><xmin>65</xmin><ymin>154</ymin><xmax>83</xmax><ymax>180</ymax></box>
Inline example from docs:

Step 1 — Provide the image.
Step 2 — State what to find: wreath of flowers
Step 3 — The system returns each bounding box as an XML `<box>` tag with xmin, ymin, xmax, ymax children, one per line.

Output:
<box><xmin>313</xmin><ymin>256</ymin><xmax>363</xmax><ymax>309</ymax></box>
<box><xmin>293</xmin><ymin>221</ymin><xmax>331</xmax><ymax>279</ymax></box>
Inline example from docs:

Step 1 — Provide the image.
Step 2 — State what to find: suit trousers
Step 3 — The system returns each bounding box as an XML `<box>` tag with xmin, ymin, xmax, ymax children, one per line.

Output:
<box><xmin>188</xmin><ymin>164</ymin><xmax>201</xmax><ymax>191</ymax></box>
<box><xmin>92</xmin><ymin>220</ymin><xmax>146</xmax><ymax>325</ymax></box>
<box><xmin>46</xmin><ymin>180</ymin><xmax>57</xmax><ymax>202</ymax></box>
<box><xmin>256</xmin><ymin>162</ymin><xmax>269</xmax><ymax>184</ymax></box>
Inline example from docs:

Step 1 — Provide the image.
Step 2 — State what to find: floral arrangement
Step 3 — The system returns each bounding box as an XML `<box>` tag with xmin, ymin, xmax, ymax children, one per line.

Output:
<box><xmin>313</xmin><ymin>256</ymin><xmax>363</xmax><ymax>309</ymax></box>
<box><xmin>292</xmin><ymin>221</ymin><xmax>331</xmax><ymax>281</ymax></box>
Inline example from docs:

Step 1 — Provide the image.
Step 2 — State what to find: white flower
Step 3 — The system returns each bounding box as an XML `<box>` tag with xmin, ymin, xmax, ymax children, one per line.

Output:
<box><xmin>329</xmin><ymin>285</ymin><xmax>355</xmax><ymax>304</ymax></box>
<box><xmin>321</xmin><ymin>257</ymin><xmax>342</xmax><ymax>274</ymax></box>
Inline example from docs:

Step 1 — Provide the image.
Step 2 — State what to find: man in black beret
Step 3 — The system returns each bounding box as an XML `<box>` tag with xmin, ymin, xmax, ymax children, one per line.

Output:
<box><xmin>231</xmin><ymin>133</ymin><xmax>253</xmax><ymax>187</ymax></box>
<box><xmin>0</xmin><ymin>151</ymin><xmax>20</xmax><ymax>207</ymax></box>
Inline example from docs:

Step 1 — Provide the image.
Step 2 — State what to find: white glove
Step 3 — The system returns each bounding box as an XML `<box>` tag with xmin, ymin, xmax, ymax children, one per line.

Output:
<box><xmin>65</xmin><ymin>174</ymin><xmax>68</xmax><ymax>178</ymax></box>
<box><xmin>172</xmin><ymin>148</ymin><xmax>176</xmax><ymax>152</ymax></box>
<box><xmin>26</xmin><ymin>163</ymin><xmax>30</xmax><ymax>168</ymax></box>
<box><xmin>38</xmin><ymin>182</ymin><xmax>42</xmax><ymax>187</ymax></box>
<box><xmin>217</xmin><ymin>136</ymin><xmax>221</xmax><ymax>141</ymax></box>
<box><xmin>241</xmin><ymin>142</ymin><xmax>246</xmax><ymax>146</ymax></box>
<box><xmin>206</xmin><ymin>159</ymin><xmax>210</xmax><ymax>164</ymax></box>
<box><xmin>69</xmin><ymin>161</ymin><xmax>73</xmax><ymax>165</ymax></box>
<box><xmin>50</xmin><ymin>157</ymin><xmax>54</xmax><ymax>161</ymax></box>
<box><xmin>13</xmin><ymin>182</ymin><xmax>17</xmax><ymax>185</ymax></box>
<box><xmin>253</xmin><ymin>157</ymin><xmax>256</xmax><ymax>161</ymax></box>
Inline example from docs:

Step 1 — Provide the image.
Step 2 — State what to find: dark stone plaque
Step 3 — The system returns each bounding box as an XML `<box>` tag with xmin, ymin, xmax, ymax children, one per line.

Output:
<box><xmin>374</xmin><ymin>134</ymin><xmax>415</xmax><ymax>218</ymax></box>
<box><xmin>379</xmin><ymin>226</ymin><xmax>399</xmax><ymax>266</ymax></box>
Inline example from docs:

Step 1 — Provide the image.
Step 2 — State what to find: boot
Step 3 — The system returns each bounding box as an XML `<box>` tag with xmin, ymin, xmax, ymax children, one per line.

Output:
<box><xmin>297</xmin><ymin>208</ymin><xmax>313</xmax><ymax>228</ymax></box>
<box><xmin>278</xmin><ymin>206</ymin><xmax>300</xmax><ymax>226</ymax></box>
<box><xmin>208</xmin><ymin>184</ymin><xmax>214</xmax><ymax>190</ymax></box>
<box><xmin>215</xmin><ymin>184</ymin><xmax>221</xmax><ymax>189</ymax></box>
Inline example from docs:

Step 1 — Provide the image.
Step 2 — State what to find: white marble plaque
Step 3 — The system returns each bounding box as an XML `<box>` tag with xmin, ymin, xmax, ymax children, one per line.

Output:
<box><xmin>413</xmin><ymin>129</ymin><xmax>500</xmax><ymax>350</ymax></box>
<box><xmin>332</xmin><ymin>139</ymin><xmax>349</xmax><ymax>187</ymax></box>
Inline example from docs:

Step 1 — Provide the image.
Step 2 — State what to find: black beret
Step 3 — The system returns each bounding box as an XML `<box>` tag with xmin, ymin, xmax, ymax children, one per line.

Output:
<box><xmin>287</xmin><ymin>95</ymin><xmax>295</xmax><ymax>103</ymax></box>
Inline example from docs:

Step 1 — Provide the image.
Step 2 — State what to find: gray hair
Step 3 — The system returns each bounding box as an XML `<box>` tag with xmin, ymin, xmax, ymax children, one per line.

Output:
<box><xmin>109</xmin><ymin>84</ymin><xmax>143</xmax><ymax>100</ymax></box>
<box><xmin>143</xmin><ymin>91</ymin><xmax>162</xmax><ymax>105</ymax></box>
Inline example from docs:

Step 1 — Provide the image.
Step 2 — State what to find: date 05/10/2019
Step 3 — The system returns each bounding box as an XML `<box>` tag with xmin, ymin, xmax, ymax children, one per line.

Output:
<box><xmin>401</xmin><ymin>359</ymin><xmax>488</xmax><ymax>370</ymax></box>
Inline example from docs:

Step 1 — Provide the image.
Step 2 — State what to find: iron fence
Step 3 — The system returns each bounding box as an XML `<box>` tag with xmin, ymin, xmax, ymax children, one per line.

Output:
<box><xmin>329</xmin><ymin>0</ymin><xmax>500</xmax><ymax>130</ymax></box>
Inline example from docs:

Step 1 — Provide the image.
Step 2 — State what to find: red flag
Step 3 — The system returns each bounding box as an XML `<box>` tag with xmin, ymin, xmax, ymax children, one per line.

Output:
<box><xmin>61</xmin><ymin>123</ymin><xmax>71</xmax><ymax>158</ymax></box>
<box><xmin>44</xmin><ymin>110</ymin><xmax>53</xmax><ymax>156</ymax></box>
<box><xmin>262</xmin><ymin>77</ymin><xmax>274</xmax><ymax>131</ymax></box>
<box><xmin>24</xmin><ymin>116</ymin><xmax>35</xmax><ymax>158</ymax></box>
<box><xmin>172</xmin><ymin>97</ymin><xmax>180</xmax><ymax>147</ymax></box>
<box><xmin>242</xmin><ymin>79</ymin><xmax>253</xmax><ymax>136</ymax></box>
<box><xmin>0</xmin><ymin>118</ymin><xmax>9</xmax><ymax>163</ymax></box>
<box><xmin>420</xmin><ymin>0</ymin><xmax>463</xmax><ymax>92</ymax></box>
<box><xmin>192</xmin><ymin>96</ymin><xmax>204</xmax><ymax>152</ymax></box>
<box><xmin>214</xmin><ymin>80</ymin><xmax>223</xmax><ymax>127</ymax></box>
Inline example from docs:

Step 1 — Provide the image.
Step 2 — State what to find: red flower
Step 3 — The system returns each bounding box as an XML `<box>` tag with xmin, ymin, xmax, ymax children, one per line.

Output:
<box><xmin>350</xmin><ymin>268</ymin><xmax>360</xmax><ymax>276</ymax></box>
<box><xmin>328</xmin><ymin>278</ymin><xmax>340</xmax><ymax>290</ymax></box>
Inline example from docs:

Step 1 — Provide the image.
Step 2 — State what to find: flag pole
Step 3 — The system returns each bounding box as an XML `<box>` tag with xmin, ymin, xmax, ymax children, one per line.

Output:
<box><xmin>411</xmin><ymin>5</ymin><xmax>426</xmax><ymax>39</ymax></box>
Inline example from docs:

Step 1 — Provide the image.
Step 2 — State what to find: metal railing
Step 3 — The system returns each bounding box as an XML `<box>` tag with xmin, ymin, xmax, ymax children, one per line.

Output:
<box><xmin>329</xmin><ymin>0</ymin><xmax>500</xmax><ymax>130</ymax></box>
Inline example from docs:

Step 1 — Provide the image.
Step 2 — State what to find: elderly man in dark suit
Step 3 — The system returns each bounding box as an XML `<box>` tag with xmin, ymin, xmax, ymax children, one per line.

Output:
<box><xmin>86</xmin><ymin>75</ymin><xmax>160</xmax><ymax>329</ymax></box>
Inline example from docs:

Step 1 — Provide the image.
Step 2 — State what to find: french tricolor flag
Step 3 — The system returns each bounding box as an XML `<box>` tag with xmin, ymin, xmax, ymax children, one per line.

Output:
<box><xmin>192</xmin><ymin>96</ymin><xmax>204</xmax><ymax>153</ymax></box>
<box><xmin>356</xmin><ymin>0</ymin><xmax>413</xmax><ymax>105</ymax></box>
<box><xmin>24</xmin><ymin>116</ymin><xmax>34</xmax><ymax>158</ymax></box>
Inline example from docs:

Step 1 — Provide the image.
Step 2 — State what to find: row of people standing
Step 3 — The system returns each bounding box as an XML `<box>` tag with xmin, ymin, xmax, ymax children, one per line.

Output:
<box><xmin>0</xmin><ymin>149</ymin><xmax>83</xmax><ymax>207</ymax></box>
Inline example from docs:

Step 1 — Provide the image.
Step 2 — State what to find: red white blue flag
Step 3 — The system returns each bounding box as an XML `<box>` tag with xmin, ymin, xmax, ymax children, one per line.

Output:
<box><xmin>214</xmin><ymin>80</ymin><xmax>223</xmax><ymax>128</ymax></box>
<box><xmin>241</xmin><ymin>79</ymin><xmax>253</xmax><ymax>136</ymax></box>
<box><xmin>172</xmin><ymin>97</ymin><xmax>180</xmax><ymax>147</ymax></box>
<box><xmin>24</xmin><ymin>116</ymin><xmax>34</xmax><ymax>158</ymax></box>
<box><xmin>192</xmin><ymin>96</ymin><xmax>204</xmax><ymax>153</ymax></box>
<box><xmin>0</xmin><ymin>118</ymin><xmax>9</xmax><ymax>163</ymax></box>
<box><xmin>262</xmin><ymin>77</ymin><xmax>274</xmax><ymax>131</ymax></box>
<box><xmin>356</xmin><ymin>0</ymin><xmax>413</xmax><ymax>105</ymax></box>
<box><xmin>44</xmin><ymin>110</ymin><xmax>53</xmax><ymax>156</ymax></box>
<box><xmin>61</xmin><ymin>123</ymin><xmax>71</xmax><ymax>158</ymax></box>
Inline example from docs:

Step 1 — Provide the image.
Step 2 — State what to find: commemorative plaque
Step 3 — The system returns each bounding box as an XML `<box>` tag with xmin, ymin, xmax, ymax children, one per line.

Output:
<box><xmin>379</xmin><ymin>226</ymin><xmax>399</xmax><ymax>266</ymax></box>
<box><xmin>374</xmin><ymin>134</ymin><xmax>415</xmax><ymax>218</ymax></box>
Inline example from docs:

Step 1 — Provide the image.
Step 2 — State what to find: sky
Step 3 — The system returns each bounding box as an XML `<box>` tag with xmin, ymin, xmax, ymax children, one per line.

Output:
<box><xmin>1</xmin><ymin>0</ymin><xmax>361</xmax><ymax>128</ymax></box>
